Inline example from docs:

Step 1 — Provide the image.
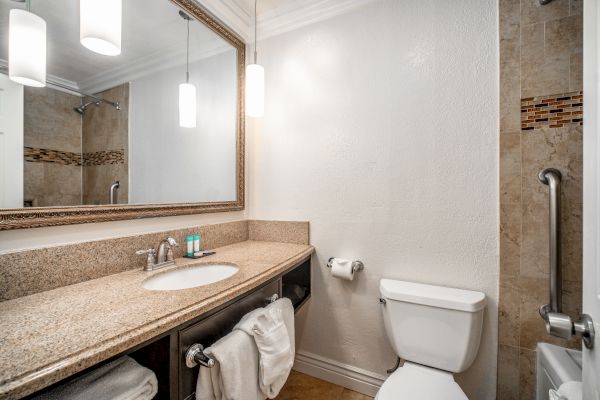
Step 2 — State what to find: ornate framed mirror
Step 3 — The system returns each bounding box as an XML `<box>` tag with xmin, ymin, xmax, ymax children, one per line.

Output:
<box><xmin>0</xmin><ymin>0</ymin><xmax>245</xmax><ymax>230</ymax></box>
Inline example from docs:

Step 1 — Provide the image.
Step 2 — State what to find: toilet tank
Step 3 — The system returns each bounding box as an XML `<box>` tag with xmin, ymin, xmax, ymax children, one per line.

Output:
<box><xmin>379</xmin><ymin>279</ymin><xmax>486</xmax><ymax>373</ymax></box>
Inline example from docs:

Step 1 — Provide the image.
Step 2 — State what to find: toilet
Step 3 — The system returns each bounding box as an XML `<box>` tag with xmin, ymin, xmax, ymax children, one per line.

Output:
<box><xmin>376</xmin><ymin>279</ymin><xmax>486</xmax><ymax>400</ymax></box>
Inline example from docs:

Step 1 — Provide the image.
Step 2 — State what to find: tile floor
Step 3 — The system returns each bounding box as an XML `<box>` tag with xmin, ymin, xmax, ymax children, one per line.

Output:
<box><xmin>275</xmin><ymin>371</ymin><xmax>374</xmax><ymax>400</ymax></box>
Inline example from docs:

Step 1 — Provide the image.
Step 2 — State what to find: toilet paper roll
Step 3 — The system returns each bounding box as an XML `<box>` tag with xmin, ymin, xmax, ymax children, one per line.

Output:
<box><xmin>330</xmin><ymin>258</ymin><xmax>355</xmax><ymax>281</ymax></box>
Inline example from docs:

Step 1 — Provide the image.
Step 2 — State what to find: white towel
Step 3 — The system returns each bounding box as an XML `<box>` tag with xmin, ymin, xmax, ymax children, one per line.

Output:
<box><xmin>33</xmin><ymin>356</ymin><xmax>157</xmax><ymax>400</ymax></box>
<box><xmin>195</xmin><ymin>330</ymin><xmax>264</xmax><ymax>400</ymax></box>
<box><xmin>550</xmin><ymin>381</ymin><xmax>583</xmax><ymax>400</ymax></box>
<box><xmin>235</xmin><ymin>298</ymin><xmax>295</xmax><ymax>399</ymax></box>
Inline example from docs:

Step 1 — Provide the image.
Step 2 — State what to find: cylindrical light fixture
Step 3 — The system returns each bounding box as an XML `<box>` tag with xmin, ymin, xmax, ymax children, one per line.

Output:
<box><xmin>245</xmin><ymin>0</ymin><xmax>264</xmax><ymax>117</ymax></box>
<box><xmin>179</xmin><ymin>83</ymin><xmax>197</xmax><ymax>128</ymax></box>
<box><xmin>80</xmin><ymin>0</ymin><xmax>122</xmax><ymax>56</ymax></box>
<box><xmin>245</xmin><ymin>63</ymin><xmax>264</xmax><ymax>117</ymax></box>
<box><xmin>9</xmin><ymin>8</ymin><xmax>46</xmax><ymax>87</ymax></box>
<box><xmin>178</xmin><ymin>11</ymin><xmax>196</xmax><ymax>128</ymax></box>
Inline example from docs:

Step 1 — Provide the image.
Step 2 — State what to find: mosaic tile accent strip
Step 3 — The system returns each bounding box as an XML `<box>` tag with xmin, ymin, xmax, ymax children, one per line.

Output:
<box><xmin>82</xmin><ymin>149</ymin><xmax>125</xmax><ymax>166</ymax></box>
<box><xmin>24</xmin><ymin>148</ymin><xmax>125</xmax><ymax>166</ymax></box>
<box><xmin>521</xmin><ymin>91</ymin><xmax>583</xmax><ymax>131</ymax></box>
<box><xmin>24</xmin><ymin>147</ymin><xmax>82</xmax><ymax>166</ymax></box>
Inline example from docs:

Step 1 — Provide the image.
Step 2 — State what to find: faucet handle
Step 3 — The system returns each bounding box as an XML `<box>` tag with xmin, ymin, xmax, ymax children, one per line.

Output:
<box><xmin>166</xmin><ymin>237</ymin><xmax>178</xmax><ymax>247</ymax></box>
<box><xmin>136</xmin><ymin>248</ymin><xmax>156</xmax><ymax>270</ymax></box>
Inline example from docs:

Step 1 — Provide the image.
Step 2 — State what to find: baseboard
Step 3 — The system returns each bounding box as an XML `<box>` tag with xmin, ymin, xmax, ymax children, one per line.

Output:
<box><xmin>293</xmin><ymin>351</ymin><xmax>387</xmax><ymax>397</ymax></box>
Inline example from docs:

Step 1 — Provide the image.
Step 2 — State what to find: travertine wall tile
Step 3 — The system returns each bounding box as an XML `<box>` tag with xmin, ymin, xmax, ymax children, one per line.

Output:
<box><xmin>82</xmin><ymin>83</ymin><xmax>129</xmax><ymax>205</ymax></box>
<box><xmin>498</xmin><ymin>0</ymin><xmax>583</xmax><ymax>397</ymax></box>
<box><xmin>500</xmin><ymin>134</ymin><xmax>521</xmax><ymax>204</ymax></box>
<box><xmin>521</xmin><ymin>0</ymin><xmax>569</xmax><ymax>25</ymax></box>
<box><xmin>497</xmin><ymin>345</ymin><xmax>520</xmax><ymax>400</ymax></box>
<box><xmin>500</xmin><ymin>205</ymin><xmax>521</xmax><ymax>278</ymax></box>
<box><xmin>519</xmin><ymin>348</ymin><xmax>537</xmax><ymax>400</ymax></box>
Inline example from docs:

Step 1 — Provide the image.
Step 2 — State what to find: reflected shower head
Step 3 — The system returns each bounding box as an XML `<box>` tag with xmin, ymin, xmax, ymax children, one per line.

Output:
<box><xmin>74</xmin><ymin>99</ymin><xmax>120</xmax><ymax>115</ymax></box>
<box><xmin>74</xmin><ymin>101</ymin><xmax>100</xmax><ymax>115</ymax></box>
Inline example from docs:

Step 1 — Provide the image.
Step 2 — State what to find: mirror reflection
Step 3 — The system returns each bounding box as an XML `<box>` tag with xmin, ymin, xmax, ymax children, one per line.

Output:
<box><xmin>0</xmin><ymin>0</ymin><xmax>238</xmax><ymax>208</ymax></box>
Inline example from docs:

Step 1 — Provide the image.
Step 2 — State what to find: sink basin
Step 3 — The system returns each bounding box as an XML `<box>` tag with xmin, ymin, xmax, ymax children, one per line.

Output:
<box><xmin>142</xmin><ymin>264</ymin><xmax>239</xmax><ymax>291</ymax></box>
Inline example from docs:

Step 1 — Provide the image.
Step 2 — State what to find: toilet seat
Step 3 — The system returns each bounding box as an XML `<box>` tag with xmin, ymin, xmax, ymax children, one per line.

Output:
<box><xmin>375</xmin><ymin>362</ymin><xmax>468</xmax><ymax>400</ymax></box>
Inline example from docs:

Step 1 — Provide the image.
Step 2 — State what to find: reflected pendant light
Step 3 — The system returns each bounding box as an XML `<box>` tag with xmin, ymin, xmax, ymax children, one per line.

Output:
<box><xmin>179</xmin><ymin>11</ymin><xmax>197</xmax><ymax>128</ymax></box>
<box><xmin>80</xmin><ymin>0</ymin><xmax>122</xmax><ymax>56</ymax></box>
<box><xmin>245</xmin><ymin>0</ymin><xmax>264</xmax><ymax>117</ymax></box>
<box><xmin>8</xmin><ymin>1</ymin><xmax>46</xmax><ymax>87</ymax></box>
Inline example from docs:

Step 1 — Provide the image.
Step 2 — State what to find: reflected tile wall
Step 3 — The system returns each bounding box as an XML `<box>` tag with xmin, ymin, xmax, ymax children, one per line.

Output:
<box><xmin>82</xmin><ymin>83</ymin><xmax>129</xmax><ymax>205</ymax></box>
<box><xmin>23</xmin><ymin>87</ymin><xmax>83</xmax><ymax>207</ymax></box>
<box><xmin>497</xmin><ymin>1</ymin><xmax>583</xmax><ymax>399</ymax></box>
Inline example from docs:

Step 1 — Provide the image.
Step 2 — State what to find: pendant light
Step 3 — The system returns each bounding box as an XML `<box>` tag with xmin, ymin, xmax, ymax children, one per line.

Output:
<box><xmin>179</xmin><ymin>11</ymin><xmax>197</xmax><ymax>128</ymax></box>
<box><xmin>8</xmin><ymin>0</ymin><xmax>46</xmax><ymax>87</ymax></box>
<box><xmin>245</xmin><ymin>0</ymin><xmax>264</xmax><ymax>118</ymax></box>
<box><xmin>80</xmin><ymin>0</ymin><xmax>122</xmax><ymax>56</ymax></box>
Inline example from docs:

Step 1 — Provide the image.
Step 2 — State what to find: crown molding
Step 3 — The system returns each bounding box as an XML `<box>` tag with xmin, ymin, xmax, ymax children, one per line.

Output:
<box><xmin>78</xmin><ymin>43</ymin><xmax>232</xmax><ymax>94</ymax></box>
<box><xmin>193</xmin><ymin>0</ymin><xmax>252</xmax><ymax>41</ymax></box>
<box><xmin>0</xmin><ymin>59</ymin><xmax>81</xmax><ymax>95</ymax></box>
<box><xmin>258</xmin><ymin>0</ymin><xmax>379</xmax><ymax>39</ymax></box>
<box><xmin>197</xmin><ymin>0</ymin><xmax>378</xmax><ymax>42</ymax></box>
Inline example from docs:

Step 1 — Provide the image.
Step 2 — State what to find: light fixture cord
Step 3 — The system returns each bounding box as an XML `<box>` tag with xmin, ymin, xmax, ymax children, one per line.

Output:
<box><xmin>26</xmin><ymin>0</ymin><xmax>31</xmax><ymax>12</ymax></box>
<box><xmin>186</xmin><ymin>18</ymin><xmax>190</xmax><ymax>83</ymax></box>
<box><xmin>254</xmin><ymin>0</ymin><xmax>258</xmax><ymax>64</ymax></box>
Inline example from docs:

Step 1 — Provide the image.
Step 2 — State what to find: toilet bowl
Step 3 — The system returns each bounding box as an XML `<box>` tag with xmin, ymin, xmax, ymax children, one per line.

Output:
<box><xmin>376</xmin><ymin>279</ymin><xmax>486</xmax><ymax>400</ymax></box>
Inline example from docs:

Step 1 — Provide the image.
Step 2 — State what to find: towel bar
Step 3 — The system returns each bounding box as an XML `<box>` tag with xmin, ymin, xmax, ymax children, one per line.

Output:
<box><xmin>326</xmin><ymin>257</ymin><xmax>364</xmax><ymax>272</ymax></box>
<box><xmin>184</xmin><ymin>293</ymin><xmax>280</xmax><ymax>369</ymax></box>
<box><xmin>185</xmin><ymin>344</ymin><xmax>216</xmax><ymax>368</ymax></box>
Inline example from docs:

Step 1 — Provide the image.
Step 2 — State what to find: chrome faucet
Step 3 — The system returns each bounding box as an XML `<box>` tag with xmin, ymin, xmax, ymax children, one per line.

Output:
<box><xmin>136</xmin><ymin>237</ymin><xmax>178</xmax><ymax>271</ymax></box>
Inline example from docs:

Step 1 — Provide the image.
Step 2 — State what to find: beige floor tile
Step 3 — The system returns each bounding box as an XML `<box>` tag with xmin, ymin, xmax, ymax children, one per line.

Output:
<box><xmin>276</xmin><ymin>371</ymin><xmax>374</xmax><ymax>400</ymax></box>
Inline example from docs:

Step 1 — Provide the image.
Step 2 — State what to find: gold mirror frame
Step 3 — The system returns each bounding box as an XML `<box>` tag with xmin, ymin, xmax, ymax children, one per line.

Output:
<box><xmin>0</xmin><ymin>0</ymin><xmax>245</xmax><ymax>230</ymax></box>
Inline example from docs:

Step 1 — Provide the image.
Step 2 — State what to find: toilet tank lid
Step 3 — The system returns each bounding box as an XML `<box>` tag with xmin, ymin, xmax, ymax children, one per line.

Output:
<box><xmin>380</xmin><ymin>279</ymin><xmax>486</xmax><ymax>312</ymax></box>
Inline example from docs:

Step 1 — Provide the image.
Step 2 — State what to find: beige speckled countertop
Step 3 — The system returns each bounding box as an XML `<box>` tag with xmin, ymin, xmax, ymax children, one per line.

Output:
<box><xmin>0</xmin><ymin>240</ymin><xmax>314</xmax><ymax>400</ymax></box>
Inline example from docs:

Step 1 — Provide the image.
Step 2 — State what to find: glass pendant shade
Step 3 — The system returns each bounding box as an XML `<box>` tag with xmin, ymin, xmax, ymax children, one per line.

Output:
<box><xmin>245</xmin><ymin>63</ymin><xmax>264</xmax><ymax>117</ymax></box>
<box><xmin>80</xmin><ymin>0</ymin><xmax>122</xmax><ymax>56</ymax></box>
<box><xmin>179</xmin><ymin>83</ymin><xmax>197</xmax><ymax>128</ymax></box>
<box><xmin>9</xmin><ymin>9</ymin><xmax>46</xmax><ymax>87</ymax></box>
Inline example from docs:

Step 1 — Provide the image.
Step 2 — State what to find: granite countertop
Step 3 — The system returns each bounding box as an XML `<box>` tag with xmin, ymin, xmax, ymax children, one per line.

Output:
<box><xmin>0</xmin><ymin>240</ymin><xmax>314</xmax><ymax>400</ymax></box>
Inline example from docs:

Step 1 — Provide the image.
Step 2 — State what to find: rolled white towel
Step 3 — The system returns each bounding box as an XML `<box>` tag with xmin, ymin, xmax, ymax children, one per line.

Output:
<box><xmin>235</xmin><ymin>298</ymin><xmax>295</xmax><ymax>399</ymax></box>
<box><xmin>33</xmin><ymin>356</ymin><xmax>157</xmax><ymax>400</ymax></box>
<box><xmin>195</xmin><ymin>329</ymin><xmax>264</xmax><ymax>400</ymax></box>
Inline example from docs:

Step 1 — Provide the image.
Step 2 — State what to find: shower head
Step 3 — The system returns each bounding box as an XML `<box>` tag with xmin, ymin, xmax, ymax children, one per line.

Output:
<box><xmin>74</xmin><ymin>99</ymin><xmax>120</xmax><ymax>115</ymax></box>
<box><xmin>73</xmin><ymin>101</ymin><xmax>99</xmax><ymax>115</ymax></box>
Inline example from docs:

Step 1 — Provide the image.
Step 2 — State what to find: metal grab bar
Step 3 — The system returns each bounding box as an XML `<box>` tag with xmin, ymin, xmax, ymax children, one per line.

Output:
<box><xmin>538</xmin><ymin>168</ymin><xmax>562</xmax><ymax>317</ymax></box>
<box><xmin>537</xmin><ymin>168</ymin><xmax>596</xmax><ymax>349</ymax></box>
<box><xmin>109</xmin><ymin>181</ymin><xmax>120</xmax><ymax>205</ymax></box>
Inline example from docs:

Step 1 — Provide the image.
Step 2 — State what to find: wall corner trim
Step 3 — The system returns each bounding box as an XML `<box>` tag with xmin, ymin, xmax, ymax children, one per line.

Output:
<box><xmin>293</xmin><ymin>350</ymin><xmax>386</xmax><ymax>397</ymax></box>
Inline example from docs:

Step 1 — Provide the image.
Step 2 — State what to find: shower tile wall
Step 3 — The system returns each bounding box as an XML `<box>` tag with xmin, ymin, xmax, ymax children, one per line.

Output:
<box><xmin>82</xmin><ymin>83</ymin><xmax>129</xmax><ymax>205</ymax></box>
<box><xmin>498</xmin><ymin>1</ymin><xmax>583</xmax><ymax>399</ymax></box>
<box><xmin>23</xmin><ymin>87</ymin><xmax>83</xmax><ymax>206</ymax></box>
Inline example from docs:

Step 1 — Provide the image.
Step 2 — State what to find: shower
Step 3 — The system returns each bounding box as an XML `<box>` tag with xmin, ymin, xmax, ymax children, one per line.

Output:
<box><xmin>74</xmin><ymin>98</ymin><xmax>120</xmax><ymax>115</ymax></box>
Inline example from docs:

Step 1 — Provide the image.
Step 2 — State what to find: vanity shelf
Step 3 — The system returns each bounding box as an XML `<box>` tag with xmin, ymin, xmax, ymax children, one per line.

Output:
<box><xmin>23</xmin><ymin>257</ymin><xmax>311</xmax><ymax>400</ymax></box>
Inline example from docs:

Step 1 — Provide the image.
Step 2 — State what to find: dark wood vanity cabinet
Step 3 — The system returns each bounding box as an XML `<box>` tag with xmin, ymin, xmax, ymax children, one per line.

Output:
<box><xmin>25</xmin><ymin>258</ymin><xmax>311</xmax><ymax>400</ymax></box>
<box><xmin>176</xmin><ymin>279</ymin><xmax>281</xmax><ymax>400</ymax></box>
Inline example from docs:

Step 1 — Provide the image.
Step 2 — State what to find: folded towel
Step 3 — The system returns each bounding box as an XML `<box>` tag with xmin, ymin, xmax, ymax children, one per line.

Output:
<box><xmin>549</xmin><ymin>381</ymin><xmax>583</xmax><ymax>400</ymax></box>
<box><xmin>33</xmin><ymin>356</ymin><xmax>157</xmax><ymax>400</ymax></box>
<box><xmin>196</xmin><ymin>330</ymin><xmax>264</xmax><ymax>400</ymax></box>
<box><xmin>235</xmin><ymin>298</ymin><xmax>295</xmax><ymax>399</ymax></box>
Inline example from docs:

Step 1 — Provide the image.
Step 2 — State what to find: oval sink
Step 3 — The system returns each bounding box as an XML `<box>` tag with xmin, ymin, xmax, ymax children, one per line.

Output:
<box><xmin>142</xmin><ymin>264</ymin><xmax>239</xmax><ymax>291</ymax></box>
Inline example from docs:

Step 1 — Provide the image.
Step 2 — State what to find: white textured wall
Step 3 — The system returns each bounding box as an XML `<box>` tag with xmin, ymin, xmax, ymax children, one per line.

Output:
<box><xmin>248</xmin><ymin>0</ymin><xmax>499</xmax><ymax>398</ymax></box>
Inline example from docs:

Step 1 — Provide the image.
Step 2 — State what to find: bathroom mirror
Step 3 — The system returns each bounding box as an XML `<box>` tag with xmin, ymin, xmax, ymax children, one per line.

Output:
<box><xmin>0</xmin><ymin>0</ymin><xmax>245</xmax><ymax>229</ymax></box>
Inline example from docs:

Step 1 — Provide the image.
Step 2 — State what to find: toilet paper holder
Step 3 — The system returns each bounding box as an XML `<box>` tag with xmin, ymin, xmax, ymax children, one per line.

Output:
<box><xmin>326</xmin><ymin>257</ymin><xmax>364</xmax><ymax>272</ymax></box>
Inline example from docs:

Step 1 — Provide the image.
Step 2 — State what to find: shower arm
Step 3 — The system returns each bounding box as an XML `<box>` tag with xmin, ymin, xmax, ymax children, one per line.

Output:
<box><xmin>0</xmin><ymin>65</ymin><xmax>119</xmax><ymax>109</ymax></box>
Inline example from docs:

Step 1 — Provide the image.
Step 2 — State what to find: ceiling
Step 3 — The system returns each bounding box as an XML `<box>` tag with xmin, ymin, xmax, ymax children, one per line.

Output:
<box><xmin>0</xmin><ymin>0</ymin><xmax>232</xmax><ymax>93</ymax></box>
<box><xmin>0</xmin><ymin>0</ymin><xmax>374</xmax><ymax>92</ymax></box>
